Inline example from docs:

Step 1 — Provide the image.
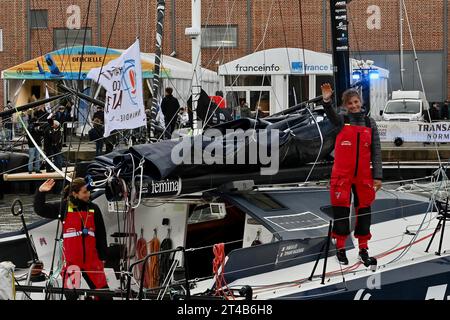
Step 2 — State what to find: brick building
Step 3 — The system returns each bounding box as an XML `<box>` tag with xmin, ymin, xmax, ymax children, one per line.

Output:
<box><xmin>0</xmin><ymin>0</ymin><xmax>448</xmax><ymax>106</ymax></box>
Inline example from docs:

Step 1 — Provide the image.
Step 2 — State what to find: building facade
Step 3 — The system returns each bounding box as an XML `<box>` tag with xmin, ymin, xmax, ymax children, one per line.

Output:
<box><xmin>0</xmin><ymin>0</ymin><xmax>448</xmax><ymax>106</ymax></box>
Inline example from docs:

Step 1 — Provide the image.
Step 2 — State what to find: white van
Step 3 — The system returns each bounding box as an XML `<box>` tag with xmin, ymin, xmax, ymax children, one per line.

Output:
<box><xmin>380</xmin><ymin>91</ymin><xmax>429</xmax><ymax>122</ymax></box>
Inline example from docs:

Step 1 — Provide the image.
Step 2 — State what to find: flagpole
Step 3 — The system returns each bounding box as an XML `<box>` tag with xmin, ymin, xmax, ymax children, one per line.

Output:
<box><xmin>150</xmin><ymin>0</ymin><xmax>167</xmax><ymax>140</ymax></box>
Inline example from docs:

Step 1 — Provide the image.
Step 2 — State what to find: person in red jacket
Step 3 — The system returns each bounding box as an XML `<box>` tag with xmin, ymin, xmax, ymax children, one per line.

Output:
<box><xmin>321</xmin><ymin>83</ymin><xmax>382</xmax><ymax>265</ymax></box>
<box><xmin>34</xmin><ymin>178</ymin><xmax>110</xmax><ymax>299</ymax></box>
<box><xmin>209</xmin><ymin>91</ymin><xmax>226</xmax><ymax>109</ymax></box>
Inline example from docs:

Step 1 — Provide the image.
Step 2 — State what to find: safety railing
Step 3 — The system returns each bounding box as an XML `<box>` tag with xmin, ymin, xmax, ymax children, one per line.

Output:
<box><xmin>125</xmin><ymin>246</ymin><xmax>190</xmax><ymax>300</ymax></box>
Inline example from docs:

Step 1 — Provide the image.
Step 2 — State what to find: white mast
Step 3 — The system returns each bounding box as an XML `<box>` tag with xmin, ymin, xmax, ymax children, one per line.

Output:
<box><xmin>185</xmin><ymin>0</ymin><xmax>202</xmax><ymax>132</ymax></box>
<box><xmin>399</xmin><ymin>0</ymin><xmax>405</xmax><ymax>89</ymax></box>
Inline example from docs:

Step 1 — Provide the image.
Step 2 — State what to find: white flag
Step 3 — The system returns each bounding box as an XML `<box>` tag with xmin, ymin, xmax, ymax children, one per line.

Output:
<box><xmin>87</xmin><ymin>40</ymin><xmax>147</xmax><ymax>137</ymax></box>
<box><xmin>44</xmin><ymin>86</ymin><xmax>51</xmax><ymax>113</ymax></box>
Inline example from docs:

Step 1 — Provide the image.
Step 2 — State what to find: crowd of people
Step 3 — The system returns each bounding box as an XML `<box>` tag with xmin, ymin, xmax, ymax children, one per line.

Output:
<box><xmin>0</xmin><ymin>99</ymin><xmax>75</xmax><ymax>174</ymax></box>
<box><xmin>23</xmin><ymin>101</ymin><xmax>74</xmax><ymax>173</ymax></box>
<box><xmin>1</xmin><ymin>87</ymin><xmax>269</xmax><ymax>166</ymax></box>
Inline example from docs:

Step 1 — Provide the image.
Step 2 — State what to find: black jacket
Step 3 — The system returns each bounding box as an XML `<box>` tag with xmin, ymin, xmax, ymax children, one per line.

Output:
<box><xmin>43</xmin><ymin>125</ymin><xmax>63</xmax><ymax>152</ymax></box>
<box><xmin>161</xmin><ymin>95</ymin><xmax>180</xmax><ymax>125</ymax></box>
<box><xmin>429</xmin><ymin>107</ymin><xmax>441</xmax><ymax>121</ymax></box>
<box><xmin>442</xmin><ymin>104</ymin><xmax>450</xmax><ymax>120</ymax></box>
<box><xmin>33</xmin><ymin>191</ymin><xmax>108</xmax><ymax>260</ymax></box>
<box><xmin>27</xmin><ymin>122</ymin><xmax>42</xmax><ymax>147</ymax></box>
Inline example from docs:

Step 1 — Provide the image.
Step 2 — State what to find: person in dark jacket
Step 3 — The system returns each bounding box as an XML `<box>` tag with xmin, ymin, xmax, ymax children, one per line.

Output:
<box><xmin>43</xmin><ymin>119</ymin><xmax>63</xmax><ymax>171</ymax></box>
<box><xmin>161</xmin><ymin>87</ymin><xmax>180</xmax><ymax>134</ymax></box>
<box><xmin>27</xmin><ymin>117</ymin><xmax>42</xmax><ymax>173</ymax></box>
<box><xmin>428</xmin><ymin>103</ymin><xmax>441</xmax><ymax>122</ymax></box>
<box><xmin>441</xmin><ymin>101</ymin><xmax>449</xmax><ymax>120</ymax></box>
<box><xmin>321</xmin><ymin>83</ymin><xmax>382</xmax><ymax>266</ymax></box>
<box><xmin>93</xmin><ymin>106</ymin><xmax>104</xmax><ymax>124</ymax></box>
<box><xmin>55</xmin><ymin>106</ymin><xmax>67</xmax><ymax>124</ymax></box>
<box><xmin>34</xmin><ymin>178</ymin><xmax>110</xmax><ymax>300</ymax></box>
<box><xmin>91</xmin><ymin>117</ymin><xmax>104</xmax><ymax>156</ymax></box>
<box><xmin>4</xmin><ymin>100</ymin><xmax>13</xmax><ymax>141</ymax></box>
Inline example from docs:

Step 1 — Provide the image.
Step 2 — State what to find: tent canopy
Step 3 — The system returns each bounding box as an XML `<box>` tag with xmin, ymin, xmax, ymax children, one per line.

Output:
<box><xmin>218</xmin><ymin>47</ymin><xmax>389</xmax><ymax>77</ymax></box>
<box><xmin>1</xmin><ymin>45</ymin><xmax>218</xmax><ymax>82</ymax></box>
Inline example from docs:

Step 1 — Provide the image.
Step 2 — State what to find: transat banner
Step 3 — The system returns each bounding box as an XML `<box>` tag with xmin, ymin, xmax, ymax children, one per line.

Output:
<box><xmin>87</xmin><ymin>40</ymin><xmax>147</xmax><ymax>137</ymax></box>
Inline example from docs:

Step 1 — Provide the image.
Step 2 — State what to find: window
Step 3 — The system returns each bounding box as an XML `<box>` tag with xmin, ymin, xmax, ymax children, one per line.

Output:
<box><xmin>241</xmin><ymin>193</ymin><xmax>286</xmax><ymax>211</ymax></box>
<box><xmin>384</xmin><ymin>100</ymin><xmax>421</xmax><ymax>114</ymax></box>
<box><xmin>201</xmin><ymin>25</ymin><xmax>238</xmax><ymax>48</ymax></box>
<box><xmin>53</xmin><ymin>28</ymin><xmax>92</xmax><ymax>50</ymax></box>
<box><xmin>0</xmin><ymin>29</ymin><xmax>3</xmax><ymax>52</ymax></box>
<box><xmin>30</xmin><ymin>10</ymin><xmax>48</xmax><ymax>29</ymax></box>
<box><xmin>188</xmin><ymin>203</ymin><xmax>227</xmax><ymax>224</ymax></box>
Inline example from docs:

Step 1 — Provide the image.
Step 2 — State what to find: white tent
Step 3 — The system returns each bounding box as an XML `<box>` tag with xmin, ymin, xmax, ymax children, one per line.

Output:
<box><xmin>218</xmin><ymin>48</ymin><xmax>389</xmax><ymax>118</ymax></box>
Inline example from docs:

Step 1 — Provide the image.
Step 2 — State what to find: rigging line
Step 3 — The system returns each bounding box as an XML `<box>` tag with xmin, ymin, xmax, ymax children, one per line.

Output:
<box><xmin>298</xmin><ymin>0</ymin><xmax>308</xmax><ymax>86</ymax></box>
<box><xmin>144</xmin><ymin>0</ymin><xmax>151</xmax><ymax>52</ymax></box>
<box><xmin>401</xmin><ymin>0</ymin><xmax>441</xmax><ymax>164</ymax></box>
<box><xmin>397</xmin><ymin>0</ymin><xmax>405</xmax><ymax>90</ymax></box>
<box><xmin>346</xmin><ymin>4</ymin><xmax>363</xmax><ymax>62</ymax></box>
<box><xmin>154</xmin><ymin>63</ymin><xmax>211</xmax><ymax>141</ymax></box>
<box><xmin>12</xmin><ymin>109</ymin><xmax>72</xmax><ymax>182</ymax></box>
<box><xmin>0</xmin><ymin>127</ymin><xmax>124</xmax><ymax>177</ymax></box>
<box><xmin>219</xmin><ymin>227</ymin><xmax>442</xmax><ymax>280</ymax></box>
<box><xmin>29</xmin><ymin>0</ymin><xmax>52</xmax><ymax>87</ymax></box>
<box><xmin>178</xmin><ymin>0</ymin><xmax>220</xmax><ymax>124</ymax></box>
<box><xmin>401</xmin><ymin>0</ymin><xmax>426</xmax><ymax>98</ymax></box>
<box><xmin>57</xmin><ymin>0</ymin><xmax>84</xmax><ymax>75</ymax></box>
<box><xmin>298</xmin><ymin>0</ymin><xmax>312</xmax><ymax>110</ymax></box>
<box><xmin>254</xmin><ymin>201</ymin><xmax>434</xmax><ymax>240</ymax></box>
<box><xmin>201</xmin><ymin>0</ymin><xmax>277</xmax><ymax>130</ymax></box>
<box><xmin>0</xmin><ymin>110</ymin><xmax>129</xmax><ymax>175</ymax></box>
<box><xmin>33</xmin><ymin>0</ymin><xmax>77</xmax><ymax>78</ymax></box>
<box><xmin>65</xmin><ymin>0</ymin><xmax>122</xmax><ymax>174</ymax></box>
<box><xmin>188</xmin><ymin>0</ymin><xmax>233</xmax><ymax>88</ymax></box>
<box><xmin>65</xmin><ymin>0</ymin><xmax>95</xmax><ymax>172</ymax></box>
<box><xmin>44</xmin><ymin>90</ymin><xmax>89</xmax><ymax>301</ymax></box>
<box><xmin>194</xmin><ymin>0</ymin><xmax>231</xmax><ymax>132</ymax></box>
<box><xmin>77</xmin><ymin>0</ymin><xmax>93</xmax><ymax>81</ymax></box>
<box><xmin>248</xmin><ymin>243</ymin><xmax>375</xmax><ymax>293</ymax></box>
<box><xmin>395</xmin><ymin>170</ymin><xmax>449</xmax><ymax>261</ymax></box>
<box><xmin>275</xmin><ymin>0</ymin><xmax>296</xmax><ymax>133</ymax></box>
<box><xmin>386</xmin><ymin>173</ymin><xmax>443</xmax><ymax>264</ymax></box>
<box><xmin>201</xmin><ymin>0</ymin><xmax>236</xmax><ymax>71</ymax></box>
<box><xmin>14</xmin><ymin>108</ymin><xmax>70</xmax><ymax>300</ymax></box>
<box><xmin>301</xmin><ymin>108</ymin><xmax>324</xmax><ymax>185</ymax></box>
<box><xmin>135</xmin><ymin>0</ymin><xmax>141</xmax><ymax>39</ymax></box>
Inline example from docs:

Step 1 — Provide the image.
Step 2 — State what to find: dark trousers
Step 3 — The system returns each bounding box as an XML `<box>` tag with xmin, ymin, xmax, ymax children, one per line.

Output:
<box><xmin>332</xmin><ymin>185</ymin><xmax>372</xmax><ymax>250</ymax></box>
<box><xmin>44</xmin><ymin>148</ymin><xmax>63</xmax><ymax>171</ymax></box>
